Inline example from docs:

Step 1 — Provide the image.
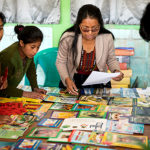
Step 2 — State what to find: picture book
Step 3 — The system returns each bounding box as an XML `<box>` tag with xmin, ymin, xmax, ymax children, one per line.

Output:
<box><xmin>47</xmin><ymin>131</ymin><xmax>72</xmax><ymax>143</ymax></box>
<box><xmin>44</xmin><ymin>95</ymin><xmax>61</xmax><ymax>102</ymax></box>
<box><xmin>84</xmin><ymin>146</ymin><xmax>114</xmax><ymax>150</ymax></box>
<box><xmin>78</xmin><ymin>110</ymin><xmax>107</xmax><ymax>118</ymax></box>
<box><xmin>38</xmin><ymin>118</ymin><xmax>63</xmax><ymax>127</ymax></box>
<box><xmin>87</xmin><ymin>131</ymin><xmax>105</xmax><ymax>146</ymax></box>
<box><xmin>136</xmin><ymin>97</ymin><xmax>150</xmax><ymax>107</ymax></box>
<box><xmin>108</xmin><ymin>97</ymin><xmax>133</xmax><ymax>107</ymax></box>
<box><xmin>41</xmin><ymin>87</ymin><xmax>60</xmax><ymax>95</ymax></box>
<box><xmin>50</xmin><ymin>110</ymin><xmax>78</xmax><ymax>119</ymax></box>
<box><xmin>55</xmin><ymin>143</ymin><xmax>74</xmax><ymax>150</ymax></box>
<box><xmin>14</xmin><ymin>139</ymin><xmax>42</xmax><ymax>150</ymax></box>
<box><xmin>26</xmin><ymin>127</ymin><xmax>61</xmax><ymax>138</ymax></box>
<box><xmin>0</xmin><ymin>141</ymin><xmax>15</xmax><ymax>149</ymax></box>
<box><xmin>132</xmin><ymin>106</ymin><xmax>150</xmax><ymax>116</ymax></box>
<box><xmin>37</xmin><ymin>143</ymin><xmax>58</xmax><ymax>150</ymax></box>
<box><xmin>106</xmin><ymin>112</ymin><xmax>131</xmax><ymax>121</ymax></box>
<box><xmin>119</xmin><ymin>62</ymin><xmax>128</xmax><ymax>70</ymax></box>
<box><xmin>129</xmin><ymin>115</ymin><xmax>150</xmax><ymax>124</ymax></box>
<box><xmin>78</xmin><ymin>95</ymin><xmax>109</xmax><ymax>105</ymax></box>
<box><xmin>116</xmin><ymin>56</ymin><xmax>130</xmax><ymax>63</ymax></box>
<box><xmin>72</xmin><ymin>103</ymin><xmax>98</xmax><ymax>111</ymax></box>
<box><xmin>111</xmin><ymin>84</ymin><xmax>129</xmax><ymax>88</ymax></box>
<box><xmin>97</xmin><ymin>105</ymin><xmax>109</xmax><ymax>112</ymax></box>
<box><xmin>60</xmin><ymin>118</ymin><xmax>107</xmax><ymax>131</ymax></box>
<box><xmin>68</xmin><ymin>130</ymin><xmax>91</xmax><ymax>144</ymax></box>
<box><xmin>102</xmin><ymin>132</ymin><xmax>148</xmax><ymax>149</ymax></box>
<box><xmin>50</xmin><ymin>103</ymin><xmax>74</xmax><ymax>111</ymax></box>
<box><xmin>73</xmin><ymin>145</ymin><xmax>85</xmax><ymax>150</ymax></box>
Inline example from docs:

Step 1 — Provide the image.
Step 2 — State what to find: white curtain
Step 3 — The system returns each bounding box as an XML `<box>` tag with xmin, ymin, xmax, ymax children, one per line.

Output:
<box><xmin>0</xmin><ymin>0</ymin><xmax>60</xmax><ymax>24</ymax></box>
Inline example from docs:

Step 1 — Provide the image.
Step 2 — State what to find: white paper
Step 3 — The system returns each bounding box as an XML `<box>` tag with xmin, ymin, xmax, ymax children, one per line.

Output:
<box><xmin>82</xmin><ymin>71</ymin><xmax>120</xmax><ymax>86</ymax></box>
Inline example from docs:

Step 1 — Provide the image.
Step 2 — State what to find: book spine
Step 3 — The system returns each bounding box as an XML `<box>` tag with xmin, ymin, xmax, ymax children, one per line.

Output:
<box><xmin>115</xmin><ymin>49</ymin><xmax>134</xmax><ymax>56</ymax></box>
<box><xmin>116</xmin><ymin>56</ymin><xmax>130</xmax><ymax>63</ymax></box>
<box><xmin>115</xmin><ymin>47</ymin><xmax>134</xmax><ymax>50</ymax></box>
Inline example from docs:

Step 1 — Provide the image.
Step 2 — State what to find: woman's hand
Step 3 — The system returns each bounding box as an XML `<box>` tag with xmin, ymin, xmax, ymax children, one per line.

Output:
<box><xmin>65</xmin><ymin>77</ymin><xmax>78</xmax><ymax>95</ymax></box>
<box><xmin>34</xmin><ymin>88</ymin><xmax>47</xmax><ymax>95</ymax></box>
<box><xmin>0</xmin><ymin>115</ymin><xmax>12</xmax><ymax>125</ymax></box>
<box><xmin>23</xmin><ymin>91</ymin><xmax>44</xmax><ymax>100</ymax></box>
<box><xmin>0</xmin><ymin>76</ymin><xmax>7</xmax><ymax>90</ymax></box>
<box><xmin>112</xmin><ymin>70</ymin><xmax>124</xmax><ymax>81</ymax></box>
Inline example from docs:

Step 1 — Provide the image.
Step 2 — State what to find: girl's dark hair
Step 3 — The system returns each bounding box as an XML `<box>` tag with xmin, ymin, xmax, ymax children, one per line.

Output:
<box><xmin>0</xmin><ymin>12</ymin><xmax>6</xmax><ymax>25</ymax></box>
<box><xmin>60</xmin><ymin>4</ymin><xmax>114</xmax><ymax>64</ymax></box>
<box><xmin>14</xmin><ymin>25</ymin><xmax>43</xmax><ymax>44</ymax></box>
<box><xmin>139</xmin><ymin>3</ymin><xmax>150</xmax><ymax>42</ymax></box>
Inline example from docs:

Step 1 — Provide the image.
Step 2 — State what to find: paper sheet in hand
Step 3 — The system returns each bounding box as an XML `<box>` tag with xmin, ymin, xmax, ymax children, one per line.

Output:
<box><xmin>82</xmin><ymin>71</ymin><xmax>120</xmax><ymax>86</ymax></box>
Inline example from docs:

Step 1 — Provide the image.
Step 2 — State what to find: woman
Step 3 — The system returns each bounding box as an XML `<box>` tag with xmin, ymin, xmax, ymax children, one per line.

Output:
<box><xmin>0</xmin><ymin>25</ymin><xmax>46</xmax><ymax>99</ymax></box>
<box><xmin>56</xmin><ymin>4</ymin><xmax>124</xmax><ymax>95</ymax></box>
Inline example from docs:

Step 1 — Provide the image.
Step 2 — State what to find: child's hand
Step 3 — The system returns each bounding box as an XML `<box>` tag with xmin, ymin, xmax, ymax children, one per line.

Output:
<box><xmin>23</xmin><ymin>91</ymin><xmax>44</xmax><ymax>100</ymax></box>
<box><xmin>0</xmin><ymin>115</ymin><xmax>12</xmax><ymax>125</ymax></box>
<box><xmin>34</xmin><ymin>88</ymin><xmax>47</xmax><ymax>94</ymax></box>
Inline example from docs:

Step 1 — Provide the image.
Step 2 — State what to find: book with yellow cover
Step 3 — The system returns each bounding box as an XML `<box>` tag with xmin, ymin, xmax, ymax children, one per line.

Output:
<box><xmin>108</xmin><ymin>69</ymin><xmax>132</xmax><ymax>77</ymax></box>
<box><xmin>102</xmin><ymin>132</ymin><xmax>148</xmax><ymax>149</ymax></box>
<box><xmin>111</xmin><ymin>85</ymin><xmax>129</xmax><ymax>88</ymax></box>
<box><xmin>111</xmin><ymin>77</ymin><xmax>130</xmax><ymax>85</ymax></box>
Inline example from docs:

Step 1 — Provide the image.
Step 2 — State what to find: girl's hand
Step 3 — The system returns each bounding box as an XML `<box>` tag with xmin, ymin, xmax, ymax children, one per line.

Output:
<box><xmin>112</xmin><ymin>70</ymin><xmax>124</xmax><ymax>81</ymax></box>
<box><xmin>0</xmin><ymin>115</ymin><xmax>12</xmax><ymax>125</ymax></box>
<box><xmin>23</xmin><ymin>91</ymin><xmax>44</xmax><ymax>100</ymax></box>
<box><xmin>34</xmin><ymin>88</ymin><xmax>47</xmax><ymax>94</ymax></box>
<box><xmin>65</xmin><ymin>77</ymin><xmax>78</xmax><ymax>95</ymax></box>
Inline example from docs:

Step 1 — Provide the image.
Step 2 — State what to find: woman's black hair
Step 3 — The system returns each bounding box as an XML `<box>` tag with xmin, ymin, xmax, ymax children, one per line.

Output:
<box><xmin>14</xmin><ymin>25</ymin><xmax>43</xmax><ymax>44</ymax></box>
<box><xmin>60</xmin><ymin>4</ymin><xmax>114</xmax><ymax>64</ymax></box>
<box><xmin>139</xmin><ymin>3</ymin><xmax>150</xmax><ymax>42</ymax></box>
<box><xmin>0</xmin><ymin>12</ymin><xmax>6</xmax><ymax>25</ymax></box>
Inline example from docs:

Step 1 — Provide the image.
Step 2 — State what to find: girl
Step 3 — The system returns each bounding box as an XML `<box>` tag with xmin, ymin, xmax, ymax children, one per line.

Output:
<box><xmin>0</xmin><ymin>25</ymin><xmax>46</xmax><ymax>99</ymax></box>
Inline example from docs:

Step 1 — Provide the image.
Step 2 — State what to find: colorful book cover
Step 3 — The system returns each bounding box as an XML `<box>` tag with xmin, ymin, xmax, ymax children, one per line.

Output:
<box><xmin>26</xmin><ymin>127</ymin><xmax>61</xmax><ymax>138</ymax></box>
<box><xmin>60</xmin><ymin>118</ymin><xmax>107</xmax><ymax>131</ymax></box>
<box><xmin>44</xmin><ymin>95</ymin><xmax>61</xmax><ymax>102</ymax></box>
<box><xmin>102</xmin><ymin>132</ymin><xmax>148</xmax><ymax>149</ymax></box>
<box><xmin>129</xmin><ymin>116</ymin><xmax>150</xmax><ymax>125</ymax></box>
<box><xmin>14</xmin><ymin>139</ymin><xmax>42</xmax><ymax>150</ymax></box>
<box><xmin>78</xmin><ymin>95</ymin><xmax>109</xmax><ymax>105</ymax></box>
<box><xmin>116</xmin><ymin>56</ymin><xmax>130</xmax><ymax>63</ymax></box>
<box><xmin>68</xmin><ymin>130</ymin><xmax>91</xmax><ymax>143</ymax></box>
<box><xmin>97</xmin><ymin>105</ymin><xmax>109</xmax><ymax>112</ymax></box>
<box><xmin>132</xmin><ymin>106</ymin><xmax>150</xmax><ymax>116</ymax></box>
<box><xmin>50</xmin><ymin>103</ymin><xmax>74</xmax><ymax>111</ymax></box>
<box><xmin>55</xmin><ymin>144</ymin><xmax>74</xmax><ymax>150</ymax></box>
<box><xmin>50</xmin><ymin>110</ymin><xmax>78</xmax><ymax>119</ymax></box>
<box><xmin>78</xmin><ymin>110</ymin><xmax>107</xmax><ymax>118</ymax></box>
<box><xmin>73</xmin><ymin>145</ymin><xmax>85</xmax><ymax>150</ymax></box>
<box><xmin>37</xmin><ymin>143</ymin><xmax>58</xmax><ymax>150</ymax></box>
<box><xmin>47</xmin><ymin>131</ymin><xmax>72</xmax><ymax>143</ymax></box>
<box><xmin>0</xmin><ymin>141</ymin><xmax>15</xmax><ymax>149</ymax></box>
<box><xmin>87</xmin><ymin>131</ymin><xmax>105</xmax><ymax>146</ymax></box>
<box><xmin>72</xmin><ymin>103</ymin><xmax>98</xmax><ymax>111</ymax></box>
<box><xmin>38</xmin><ymin>118</ymin><xmax>62</xmax><ymax>127</ymax></box>
<box><xmin>119</xmin><ymin>63</ymin><xmax>128</xmax><ymax>70</ymax></box>
<box><xmin>106</xmin><ymin>112</ymin><xmax>130</xmax><ymax>121</ymax></box>
<box><xmin>115</xmin><ymin>48</ymin><xmax>134</xmax><ymax>56</ymax></box>
<box><xmin>111</xmin><ymin>77</ymin><xmax>130</xmax><ymax>85</ymax></box>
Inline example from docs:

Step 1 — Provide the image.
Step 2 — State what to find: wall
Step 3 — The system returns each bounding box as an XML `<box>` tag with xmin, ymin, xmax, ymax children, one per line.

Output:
<box><xmin>1</xmin><ymin>0</ymin><xmax>150</xmax><ymax>88</ymax></box>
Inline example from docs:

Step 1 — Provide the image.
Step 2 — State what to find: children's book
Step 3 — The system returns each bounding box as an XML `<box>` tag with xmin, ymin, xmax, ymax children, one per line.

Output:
<box><xmin>0</xmin><ymin>141</ymin><xmax>15</xmax><ymax>149</ymax></box>
<box><xmin>60</xmin><ymin>118</ymin><xmax>107</xmax><ymax>131</ymax></box>
<box><xmin>50</xmin><ymin>103</ymin><xmax>74</xmax><ymax>111</ymax></box>
<box><xmin>47</xmin><ymin>131</ymin><xmax>72</xmax><ymax>143</ymax></box>
<box><xmin>68</xmin><ymin>130</ymin><xmax>91</xmax><ymax>144</ymax></box>
<box><xmin>87</xmin><ymin>131</ymin><xmax>105</xmax><ymax>146</ymax></box>
<box><xmin>44</xmin><ymin>95</ymin><xmax>61</xmax><ymax>102</ymax></box>
<box><xmin>132</xmin><ymin>106</ymin><xmax>150</xmax><ymax>116</ymax></box>
<box><xmin>50</xmin><ymin>110</ymin><xmax>78</xmax><ymax>119</ymax></box>
<box><xmin>116</xmin><ymin>56</ymin><xmax>130</xmax><ymax>63</ymax></box>
<box><xmin>73</xmin><ymin>145</ymin><xmax>85</xmax><ymax>150</ymax></box>
<box><xmin>106</xmin><ymin>112</ymin><xmax>130</xmax><ymax>121</ymax></box>
<box><xmin>84</xmin><ymin>146</ymin><xmax>114</xmax><ymax>150</ymax></box>
<box><xmin>37</xmin><ymin>143</ymin><xmax>58</xmax><ymax>150</ymax></box>
<box><xmin>55</xmin><ymin>143</ymin><xmax>74</xmax><ymax>150</ymax></box>
<box><xmin>72</xmin><ymin>103</ymin><xmax>98</xmax><ymax>111</ymax></box>
<box><xmin>78</xmin><ymin>95</ymin><xmax>109</xmax><ymax>105</ymax></box>
<box><xmin>102</xmin><ymin>132</ymin><xmax>148</xmax><ymax>149</ymax></box>
<box><xmin>37</xmin><ymin>118</ymin><xmax>62</xmax><ymax>127</ymax></box>
<box><xmin>14</xmin><ymin>139</ymin><xmax>42</xmax><ymax>150</ymax></box>
<box><xmin>129</xmin><ymin>115</ymin><xmax>150</xmax><ymax>124</ymax></box>
<box><xmin>78</xmin><ymin>110</ymin><xmax>107</xmax><ymax>118</ymax></box>
<box><xmin>26</xmin><ymin>127</ymin><xmax>61</xmax><ymax>138</ymax></box>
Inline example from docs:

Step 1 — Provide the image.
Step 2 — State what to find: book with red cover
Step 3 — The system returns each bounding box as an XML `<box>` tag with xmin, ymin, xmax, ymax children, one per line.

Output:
<box><xmin>119</xmin><ymin>63</ymin><xmax>128</xmax><ymax>70</ymax></box>
<box><xmin>115</xmin><ymin>47</ymin><xmax>134</xmax><ymax>56</ymax></box>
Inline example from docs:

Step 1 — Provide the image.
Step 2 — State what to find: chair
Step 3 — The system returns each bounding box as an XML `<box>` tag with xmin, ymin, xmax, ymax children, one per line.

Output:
<box><xmin>25</xmin><ymin>47</ymin><xmax>60</xmax><ymax>87</ymax></box>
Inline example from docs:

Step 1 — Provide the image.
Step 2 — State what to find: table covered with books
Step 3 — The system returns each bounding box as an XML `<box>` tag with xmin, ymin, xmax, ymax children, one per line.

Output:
<box><xmin>0</xmin><ymin>86</ymin><xmax>150</xmax><ymax>150</ymax></box>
